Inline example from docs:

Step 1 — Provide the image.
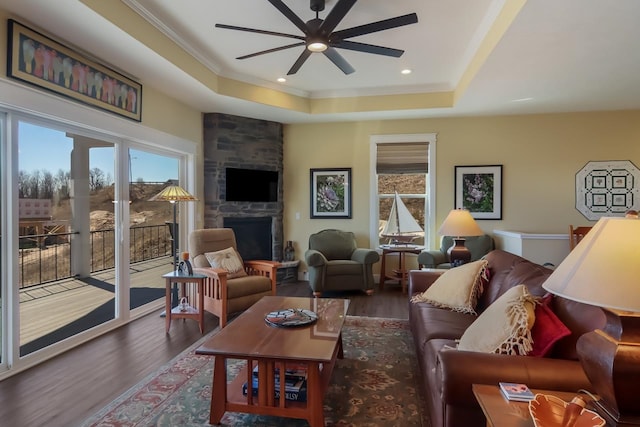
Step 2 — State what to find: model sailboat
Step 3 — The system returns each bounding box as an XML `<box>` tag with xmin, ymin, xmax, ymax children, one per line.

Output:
<box><xmin>381</xmin><ymin>192</ymin><xmax>424</xmax><ymax>244</ymax></box>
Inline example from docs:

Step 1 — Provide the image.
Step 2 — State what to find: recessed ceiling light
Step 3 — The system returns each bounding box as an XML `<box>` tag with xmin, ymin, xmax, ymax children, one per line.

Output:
<box><xmin>277</xmin><ymin>77</ymin><xmax>286</xmax><ymax>83</ymax></box>
<box><xmin>401</xmin><ymin>69</ymin><xmax>412</xmax><ymax>75</ymax></box>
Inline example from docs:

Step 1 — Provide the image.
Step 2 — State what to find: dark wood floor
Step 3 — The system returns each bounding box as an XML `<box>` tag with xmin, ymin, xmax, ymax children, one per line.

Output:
<box><xmin>0</xmin><ymin>280</ymin><xmax>409</xmax><ymax>427</ymax></box>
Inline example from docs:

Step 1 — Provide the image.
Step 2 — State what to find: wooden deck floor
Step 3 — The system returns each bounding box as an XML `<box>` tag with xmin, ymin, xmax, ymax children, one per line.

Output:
<box><xmin>19</xmin><ymin>256</ymin><xmax>172</xmax><ymax>346</ymax></box>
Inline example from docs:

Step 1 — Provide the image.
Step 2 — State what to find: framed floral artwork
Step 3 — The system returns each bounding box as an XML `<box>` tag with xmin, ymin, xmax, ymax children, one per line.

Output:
<box><xmin>455</xmin><ymin>165</ymin><xmax>503</xmax><ymax>219</ymax></box>
<box><xmin>310</xmin><ymin>168</ymin><xmax>352</xmax><ymax>218</ymax></box>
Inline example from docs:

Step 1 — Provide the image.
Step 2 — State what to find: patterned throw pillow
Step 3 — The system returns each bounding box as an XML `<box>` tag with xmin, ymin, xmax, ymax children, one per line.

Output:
<box><xmin>205</xmin><ymin>247</ymin><xmax>247</xmax><ymax>279</ymax></box>
<box><xmin>410</xmin><ymin>260</ymin><xmax>489</xmax><ymax>314</ymax></box>
<box><xmin>457</xmin><ymin>284</ymin><xmax>537</xmax><ymax>355</ymax></box>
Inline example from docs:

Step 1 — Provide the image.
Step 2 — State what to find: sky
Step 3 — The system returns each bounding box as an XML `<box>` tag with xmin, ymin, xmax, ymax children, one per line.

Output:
<box><xmin>18</xmin><ymin>122</ymin><xmax>178</xmax><ymax>182</ymax></box>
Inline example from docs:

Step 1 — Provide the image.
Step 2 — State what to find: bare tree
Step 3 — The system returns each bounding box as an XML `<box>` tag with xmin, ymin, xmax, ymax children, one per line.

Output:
<box><xmin>89</xmin><ymin>167</ymin><xmax>106</xmax><ymax>191</ymax></box>
<box><xmin>55</xmin><ymin>169</ymin><xmax>70</xmax><ymax>201</ymax></box>
<box><xmin>41</xmin><ymin>170</ymin><xmax>55</xmax><ymax>199</ymax></box>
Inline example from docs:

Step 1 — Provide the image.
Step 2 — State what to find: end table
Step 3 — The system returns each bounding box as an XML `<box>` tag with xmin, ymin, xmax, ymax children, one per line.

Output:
<box><xmin>378</xmin><ymin>244</ymin><xmax>424</xmax><ymax>293</ymax></box>
<box><xmin>472</xmin><ymin>384</ymin><xmax>607</xmax><ymax>427</ymax></box>
<box><xmin>162</xmin><ymin>271</ymin><xmax>207</xmax><ymax>334</ymax></box>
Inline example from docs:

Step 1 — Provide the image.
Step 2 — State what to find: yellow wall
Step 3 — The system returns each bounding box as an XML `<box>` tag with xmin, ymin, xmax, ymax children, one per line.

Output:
<box><xmin>284</xmin><ymin>111</ymin><xmax>640</xmax><ymax>272</ymax></box>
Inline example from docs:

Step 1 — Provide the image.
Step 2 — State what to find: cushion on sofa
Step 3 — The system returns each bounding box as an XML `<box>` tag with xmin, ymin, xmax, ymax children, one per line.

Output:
<box><xmin>529</xmin><ymin>294</ymin><xmax>572</xmax><ymax>357</ymax></box>
<box><xmin>410</xmin><ymin>260</ymin><xmax>488</xmax><ymax>314</ymax></box>
<box><xmin>457</xmin><ymin>284</ymin><xmax>536</xmax><ymax>355</ymax></box>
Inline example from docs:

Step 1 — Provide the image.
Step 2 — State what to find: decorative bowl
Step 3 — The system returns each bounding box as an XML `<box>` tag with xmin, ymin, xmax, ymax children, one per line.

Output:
<box><xmin>528</xmin><ymin>394</ymin><xmax>606</xmax><ymax>427</ymax></box>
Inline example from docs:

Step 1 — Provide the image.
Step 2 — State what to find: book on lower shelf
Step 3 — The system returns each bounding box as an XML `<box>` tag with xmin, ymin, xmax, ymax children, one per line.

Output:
<box><xmin>499</xmin><ymin>382</ymin><xmax>535</xmax><ymax>402</ymax></box>
<box><xmin>251</xmin><ymin>363</ymin><xmax>308</xmax><ymax>382</ymax></box>
<box><xmin>242</xmin><ymin>379</ymin><xmax>308</xmax><ymax>402</ymax></box>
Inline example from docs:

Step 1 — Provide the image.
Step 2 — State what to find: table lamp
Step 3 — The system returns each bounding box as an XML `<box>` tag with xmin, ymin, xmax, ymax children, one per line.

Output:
<box><xmin>438</xmin><ymin>208</ymin><xmax>483</xmax><ymax>267</ymax></box>
<box><xmin>542</xmin><ymin>215</ymin><xmax>640</xmax><ymax>425</ymax></box>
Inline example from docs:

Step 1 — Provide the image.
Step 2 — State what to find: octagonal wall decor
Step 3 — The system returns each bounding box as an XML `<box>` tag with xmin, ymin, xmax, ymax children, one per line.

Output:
<box><xmin>575</xmin><ymin>160</ymin><xmax>640</xmax><ymax>220</ymax></box>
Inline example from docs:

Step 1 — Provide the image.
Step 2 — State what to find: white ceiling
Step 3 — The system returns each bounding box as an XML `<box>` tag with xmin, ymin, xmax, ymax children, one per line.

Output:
<box><xmin>2</xmin><ymin>0</ymin><xmax>640</xmax><ymax>124</ymax></box>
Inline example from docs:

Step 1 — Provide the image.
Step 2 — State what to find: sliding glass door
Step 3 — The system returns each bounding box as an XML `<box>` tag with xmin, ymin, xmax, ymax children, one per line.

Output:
<box><xmin>17</xmin><ymin>121</ymin><xmax>117</xmax><ymax>356</ymax></box>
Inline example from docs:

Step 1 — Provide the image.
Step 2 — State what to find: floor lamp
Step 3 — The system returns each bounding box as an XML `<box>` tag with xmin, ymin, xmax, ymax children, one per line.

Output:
<box><xmin>150</xmin><ymin>184</ymin><xmax>198</xmax><ymax>308</ymax></box>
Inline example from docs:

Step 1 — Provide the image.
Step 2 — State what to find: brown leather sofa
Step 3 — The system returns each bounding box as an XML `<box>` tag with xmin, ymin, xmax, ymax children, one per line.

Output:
<box><xmin>408</xmin><ymin>249</ymin><xmax>606</xmax><ymax>427</ymax></box>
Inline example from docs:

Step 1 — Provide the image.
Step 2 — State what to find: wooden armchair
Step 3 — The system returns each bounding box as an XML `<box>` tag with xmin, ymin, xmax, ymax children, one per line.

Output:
<box><xmin>188</xmin><ymin>228</ymin><xmax>278</xmax><ymax>328</ymax></box>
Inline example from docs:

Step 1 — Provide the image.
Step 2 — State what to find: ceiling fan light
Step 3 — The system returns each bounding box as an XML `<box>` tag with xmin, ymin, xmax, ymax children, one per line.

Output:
<box><xmin>307</xmin><ymin>41</ymin><xmax>328</xmax><ymax>52</ymax></box>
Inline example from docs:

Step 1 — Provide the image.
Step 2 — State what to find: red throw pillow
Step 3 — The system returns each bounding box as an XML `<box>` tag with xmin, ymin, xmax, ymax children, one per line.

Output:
<box><xmin>529</xmin><ymin>295</ymin><xmax>571</xmax><ymax>357</ymax></box>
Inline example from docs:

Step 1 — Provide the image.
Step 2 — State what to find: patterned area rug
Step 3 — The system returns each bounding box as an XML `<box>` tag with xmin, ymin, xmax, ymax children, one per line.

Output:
<box><xmin>79</xmin><ymin>316</ymin><xmax>427</xmax><ymax>427</ymax></box>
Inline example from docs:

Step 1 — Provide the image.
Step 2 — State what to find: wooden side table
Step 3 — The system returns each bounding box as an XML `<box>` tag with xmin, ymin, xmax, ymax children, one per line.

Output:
<box><xmin>472</xmin><ymin>384</ymin><xmax>607</xmax><ymax>427</ymax></box>
<box><xmin>378</xmin><ymin>245</ymin><xmax>424</xmax><ymax>293</ymax></box>
<box><xmin>163</xmin><ymin>271</ymin><xmax>207</xmax><ymax>334</ymax></box>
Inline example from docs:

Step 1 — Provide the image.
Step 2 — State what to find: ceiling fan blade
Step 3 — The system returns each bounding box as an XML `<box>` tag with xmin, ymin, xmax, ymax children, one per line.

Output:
<box><xmin>331</xmin><ymin>40</ymin><xmax>404</xmax><ymax>57</ymax></box>
<box><xmin>323</xmin><ymin>47</ymin><xmax>355</xmax><ymax>74</ymax></box>
<box><xmin>215</xmin><ymin>23</ymin><xmax>304</xmax><ymax>41</ymax></box>
<box><xmin>332</xmin><ymin>13</ymin><xmax>418</xmax><ymax>40</ymax></box>
<box><xmin>319</xmin><ymin>0</ymin><xmax>357</xmax><ymax>35</ymax></box>
<box><xmin>287</xmin><ymin>49</ymin><xmax>313</xmax><ymax>75</ymax></box>
<box><xmin>237</xmin><ymin>42</ymin><xmax>306</xmax><ymax>60</ymax></box>
<box><xmin>267</xmin><ymin>0</ymin><xmax>310</xmax><ymax>35</ymax></box>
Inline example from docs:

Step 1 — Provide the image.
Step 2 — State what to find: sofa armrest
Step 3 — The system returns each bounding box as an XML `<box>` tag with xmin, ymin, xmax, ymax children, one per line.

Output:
<box><xmin>417</xmin><ymin>250</ymin><xmax>447</xmax><ymax>268</ymax></box>
<box><xmin>351</xmin><ymin>248</ymin><xmax>380</xmax><ymax>264</ymax></box>
<box><xmin>408</xmin><ymin>269</ymin><xmax>444</xmax><ymax>295</ymax></box>
<box><xmin>305</xmin><ymin>249</ymin><xmax>328</xmax><ymax>267</ymax></box>
<box><xmin>438</xmin><ymin>349</ymin><xmax>591</xmax><ymax>407</ymax></box>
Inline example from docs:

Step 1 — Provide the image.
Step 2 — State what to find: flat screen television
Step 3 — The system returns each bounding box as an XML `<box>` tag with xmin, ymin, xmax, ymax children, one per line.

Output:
<box><xmin>225</xmin><ymin>167</ymin><xmax>278</xmax><ymax>202</ymax></box>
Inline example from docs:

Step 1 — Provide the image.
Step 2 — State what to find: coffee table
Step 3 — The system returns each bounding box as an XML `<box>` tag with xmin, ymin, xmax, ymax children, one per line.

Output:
<box><xmin>196</xmin><ymin>295</ymin><xmax>350</xmax><ymax>427</ymax></box>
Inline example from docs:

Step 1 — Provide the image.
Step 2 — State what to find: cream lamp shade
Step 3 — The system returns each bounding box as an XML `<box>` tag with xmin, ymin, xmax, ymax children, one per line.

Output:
<box><xmin>438</xmin><ymin>209</ymin><xmax>484</xmax><ymax>237</ymax></box>
<box><xmin>542</xmin><ymin>216</ymin><xmax>640</xmax><ymax>312</ymax></box>
<box><xmin>438</xmin><ymin>209</ymin><xmax>483</xmax><ymax>267</ymax></box>
<box><xmin>542</xmin><ymin>215</ymin><xmax>640</xmax><ymax>425</ymax></box>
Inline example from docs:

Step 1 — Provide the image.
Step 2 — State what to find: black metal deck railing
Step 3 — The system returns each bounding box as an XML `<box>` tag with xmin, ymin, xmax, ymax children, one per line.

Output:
<box><xmin>18</xmin><ymin>224</ymin><xmax>172</xmax><ymax>289</ymax></box>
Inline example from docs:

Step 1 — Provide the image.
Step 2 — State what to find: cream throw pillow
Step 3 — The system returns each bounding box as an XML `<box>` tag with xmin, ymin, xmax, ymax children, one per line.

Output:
<box><xmin>457</xmin><ymin>284</ymin><xmax>536</xmax><ymax>355</ymax></box>
<box><xmin>205</xmin><ymin>247</ymin><xmax>247</xmax><ymax>279</ymax></box>
<box><xmin>410</xmin><ymin>259</ymin><xmax>488</xmax><ymax>314</ymax></box>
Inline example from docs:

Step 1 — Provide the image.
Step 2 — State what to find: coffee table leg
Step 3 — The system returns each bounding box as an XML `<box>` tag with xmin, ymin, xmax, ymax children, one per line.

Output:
<box><xmin>209</xmin><ymin>356</ymin><xmax>227</xmax><ymax>425</ymax></box>
<box><xmin>306</xmin><ymin>362</ymin><xmax>324</xmax><ymax>427</ymax></box>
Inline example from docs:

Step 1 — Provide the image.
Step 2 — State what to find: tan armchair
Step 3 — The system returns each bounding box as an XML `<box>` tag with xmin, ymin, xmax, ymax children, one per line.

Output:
<box><xmin>188</xmin><ymin>228</ymin><xmax>278</xmax><ymax>328</ymax></box>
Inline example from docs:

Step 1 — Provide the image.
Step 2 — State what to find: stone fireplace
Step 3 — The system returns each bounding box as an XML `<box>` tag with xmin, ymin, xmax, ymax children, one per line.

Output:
<box><xmin>202</xmin><ymin>113</ymin><xmax>284</xmax><ymax>261</ymax></box>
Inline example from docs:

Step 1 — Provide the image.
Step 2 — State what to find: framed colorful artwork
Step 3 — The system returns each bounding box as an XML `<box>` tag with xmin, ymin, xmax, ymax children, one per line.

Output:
<box><xmin>310</xmin><ymin>168</ymin><xmax>352</xmax><ymax>219</ymax></box>
<box><xmin>7</xmin><ymin>19</ymin><xmax>142</xmax><ymax>121</ymax></box>
<box><xmin>455</xmin><ymin>165</ymin><xmax>503</xmax><ymax>219</ymax></box>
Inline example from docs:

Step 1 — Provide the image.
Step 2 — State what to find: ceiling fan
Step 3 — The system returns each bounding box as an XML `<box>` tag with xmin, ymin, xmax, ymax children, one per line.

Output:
<box><xmin>215</xmin><ymin>0</ymin><xmax>418</xmax><ymax>75</ymax></box>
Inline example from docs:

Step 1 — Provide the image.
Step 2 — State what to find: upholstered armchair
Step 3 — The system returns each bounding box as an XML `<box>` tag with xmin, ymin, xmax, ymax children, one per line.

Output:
<box><xmin>188</xmin><ymin>228</ymin><xmax>278</xmax><ymax>327</ymax></box>
<box><xmin>418</xmin><ymin>234</ymin><xmax>494</xmax><ymax>269</ymax></box>
<box><xmin>304</xmin><ymin>229</ymin><xmax>380</xmax><ymax>297</ymax></box>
